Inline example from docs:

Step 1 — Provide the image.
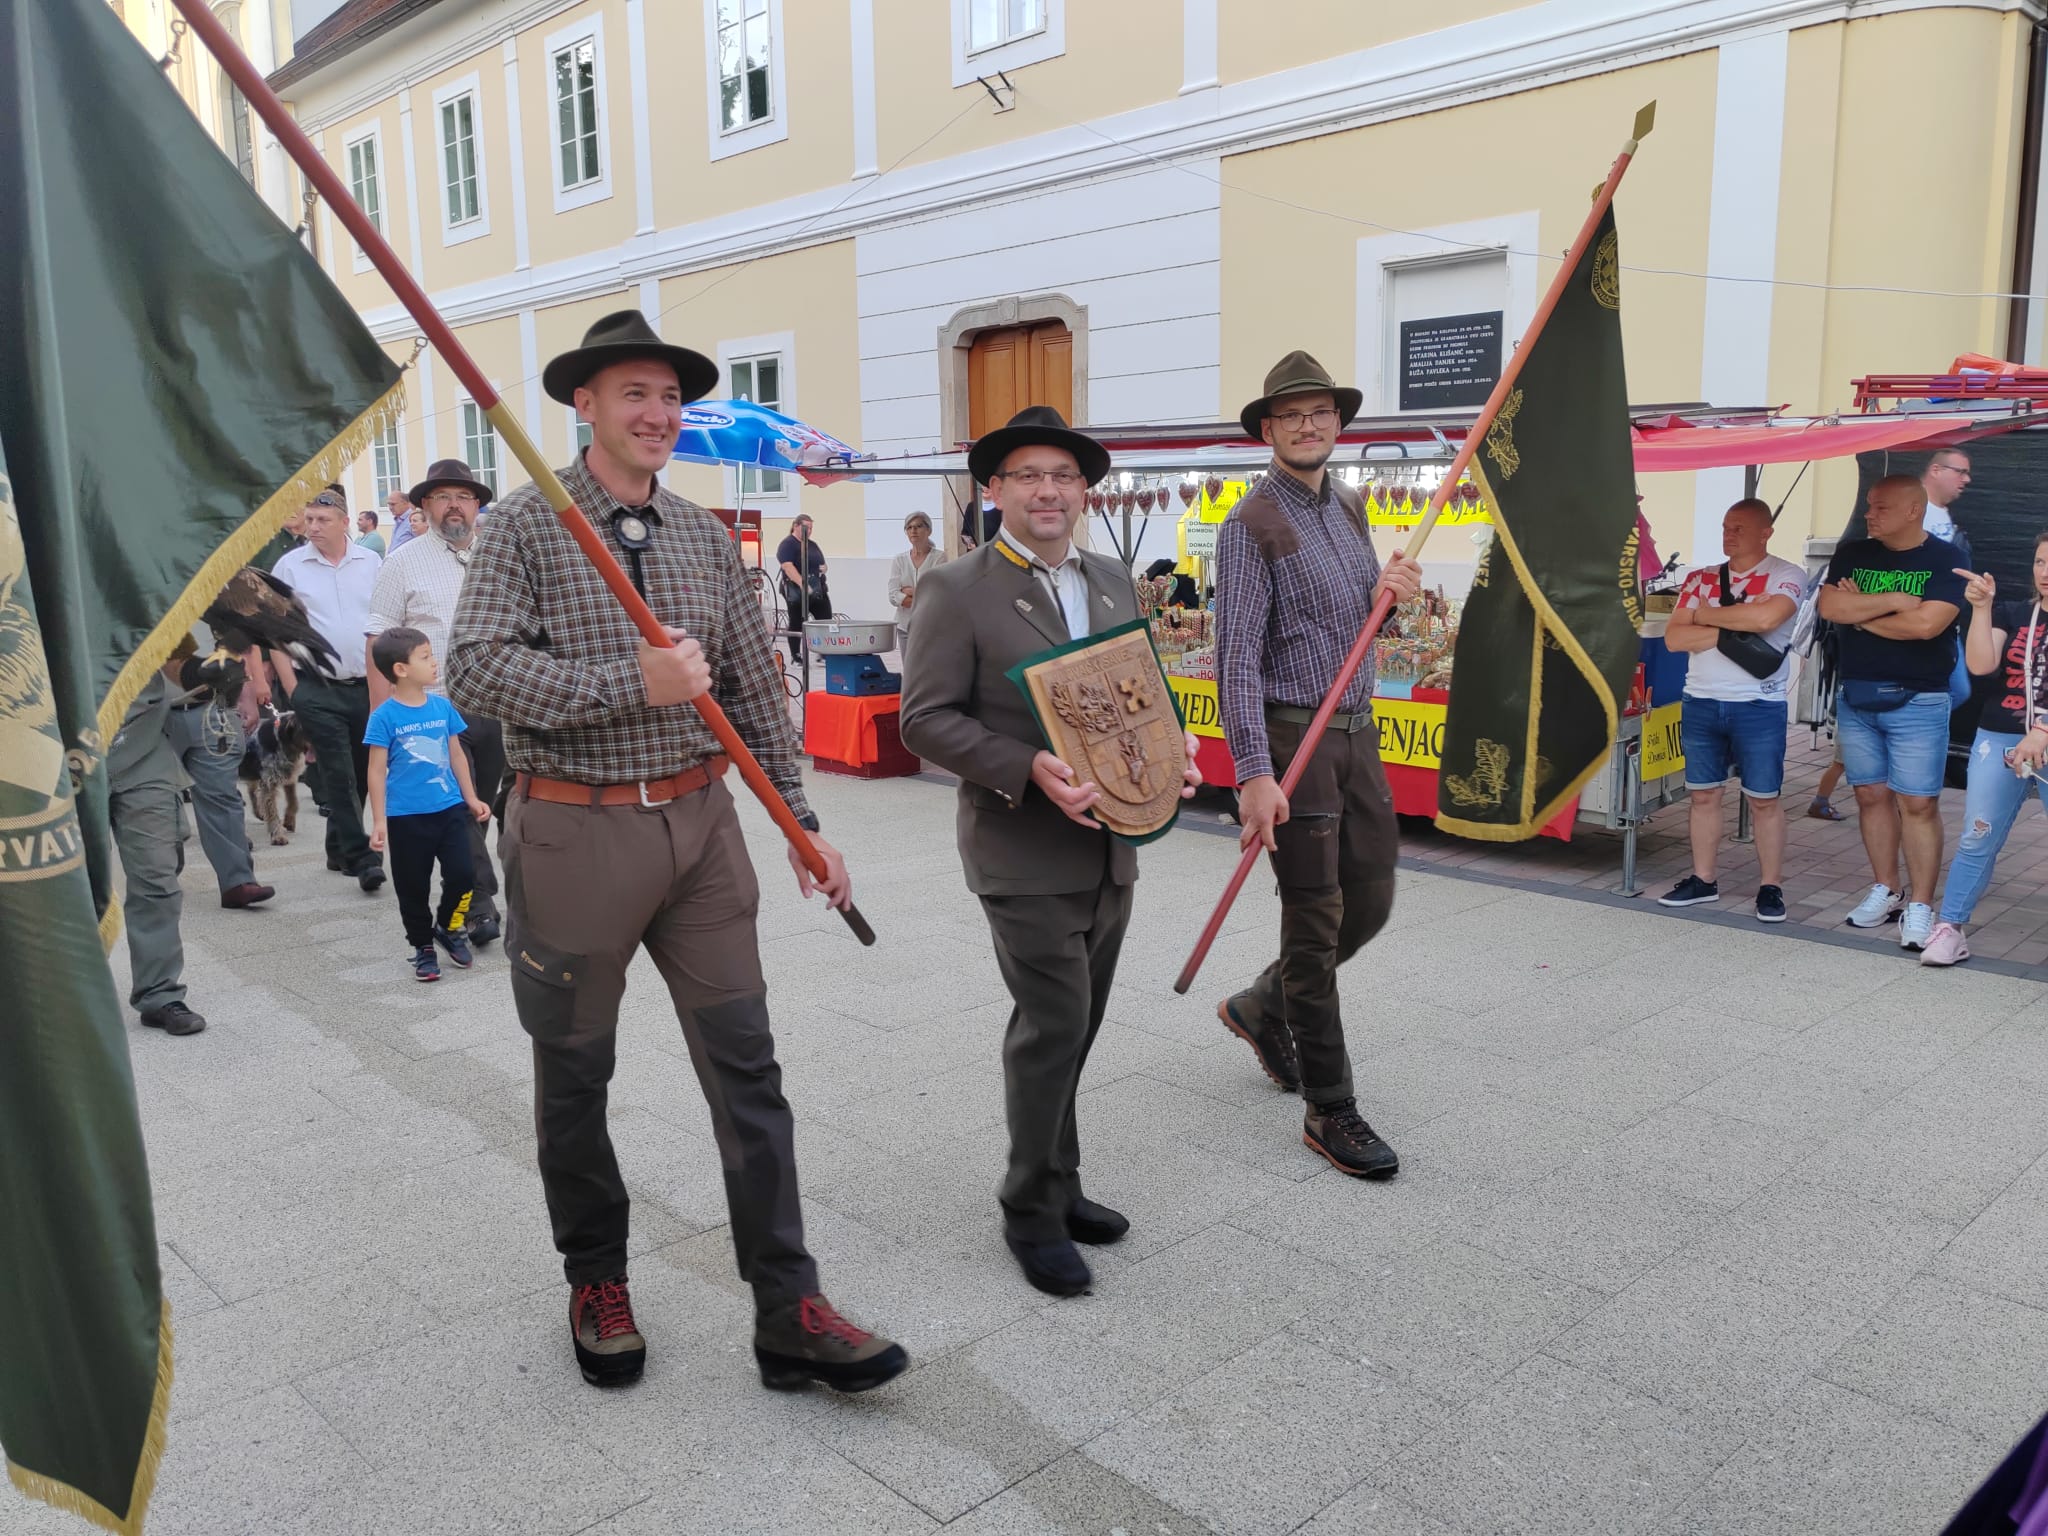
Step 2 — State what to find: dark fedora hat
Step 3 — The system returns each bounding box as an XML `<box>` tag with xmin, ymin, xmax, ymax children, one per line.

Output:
<box><xmin>967</xmin><ymin>405</ymin><xmax>1112</xmax><ymax>488</ymax></box>
<box><xmin>407</xmin><ymin>458</ymin><xmax>494</xmax><ymax>507</ymax></box>
<box><xmin>1238</xmin><ymin>350</ymin><xmax>1364</xmax><ymax>442</ymax></box>
<box><xmin>542</xmin><ymin>309</ymin><xmax>719</xmax><ymax>406</ymax></box>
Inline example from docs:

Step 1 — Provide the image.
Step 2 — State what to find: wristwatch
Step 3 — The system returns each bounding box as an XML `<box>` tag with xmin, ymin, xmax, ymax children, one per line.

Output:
<box><xmin>796</xmin><ymin>812</ymin><xmax>821</xmax><ymax>833</ymax></box>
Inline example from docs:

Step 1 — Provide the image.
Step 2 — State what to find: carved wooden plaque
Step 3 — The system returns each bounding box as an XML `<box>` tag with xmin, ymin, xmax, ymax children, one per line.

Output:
<box><xmin>1017</xmin><ymin>626</ymin><xmax>1186</xmax><ymax>840</ymax></box>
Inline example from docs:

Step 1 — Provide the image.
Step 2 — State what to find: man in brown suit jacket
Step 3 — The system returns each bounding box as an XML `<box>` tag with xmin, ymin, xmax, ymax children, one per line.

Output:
<box><xmin>900</xmin><ymin>406</ymin><xmax>1201</xmax><ymax>1298</ymax></box>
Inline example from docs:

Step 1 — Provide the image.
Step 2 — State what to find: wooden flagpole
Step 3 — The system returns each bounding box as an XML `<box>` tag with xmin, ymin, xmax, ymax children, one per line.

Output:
<box><xmin>171</xmin><ymin>0</ymin><xmax>875</xmax><ymax>945</ymax></box>
<box><xmin>1174</xmin><ymin>103</ymin><xmax>1655</xmax><ymax>994</ymax></box>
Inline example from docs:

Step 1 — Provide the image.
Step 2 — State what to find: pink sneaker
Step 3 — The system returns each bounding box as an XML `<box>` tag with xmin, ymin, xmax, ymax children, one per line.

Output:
<box><xmin>1919</xmin><ymin>923</ymin><xmax>1970</xmax><ymax>968</ymax></box>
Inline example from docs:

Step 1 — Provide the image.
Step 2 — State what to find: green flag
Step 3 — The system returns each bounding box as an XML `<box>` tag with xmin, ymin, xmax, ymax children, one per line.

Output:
<box><xmin>1436</xmin><ymin>203</ymin><xmax>1641</xmax><ymax>840</ymax></box>
<box><xmin>0</xmin><ymin>0</ymin><xmax>402</xmax><ymax>1527</ymax></box>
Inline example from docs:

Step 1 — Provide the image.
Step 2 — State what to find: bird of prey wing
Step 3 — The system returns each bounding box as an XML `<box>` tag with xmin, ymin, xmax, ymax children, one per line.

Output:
<box><xmin>201</xmin><ymin>566</ymin><xmax>342</xmax><ymax>676</ymax></box>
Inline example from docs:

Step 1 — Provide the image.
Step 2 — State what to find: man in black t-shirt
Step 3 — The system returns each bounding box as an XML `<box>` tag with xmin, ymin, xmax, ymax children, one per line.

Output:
<box><xmin>775</xmin><ymin>513</ymin><xmax>831</xmax><ymax>662</ymax></box>
<box><xmin>1817</xmin><ymin>473</ymin><xmax>1965</xmax><ymax>949</ymax></box>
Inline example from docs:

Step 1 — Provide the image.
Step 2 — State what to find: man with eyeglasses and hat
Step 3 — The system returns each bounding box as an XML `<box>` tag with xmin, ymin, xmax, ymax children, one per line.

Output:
<box><xmin>446</xmin><ymin>311</ymin><xmax>905</xmax><ymax>1397</ymax></box>
<box><xmin>900</xmin><ymin>405</ymin><xmax>1203</xmax><ymax>1299</ymax></box>
<box><xmin>366</xmin><ymin>457</ymin><xmax>504</xmax><ymax>945</ymax></box>
<box><xmin>1213</xmin><ymin>352</ymin><xmax>1422</xmax><ymax>1181</ymax></box>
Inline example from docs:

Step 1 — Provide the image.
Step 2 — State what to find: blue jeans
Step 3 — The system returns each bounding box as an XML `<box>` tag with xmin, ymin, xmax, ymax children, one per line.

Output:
<box><xmin>1681</xmin><ymin>696</ymin><xmax>1788</xmax><ymax>798</ymax></box>
<box><xmin>1938</xmin><ymin>728</ymin><xmax>2048</xmax><ymax>924</ymax></box>
<box><xmin>1838</xmin><ymin>689</ymin><xmax>1951</xmax><ymax>799</ymax></box>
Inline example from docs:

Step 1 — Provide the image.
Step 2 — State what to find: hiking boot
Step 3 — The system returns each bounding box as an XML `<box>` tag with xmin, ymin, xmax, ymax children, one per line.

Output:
<box><xmin>570</xmin><ymin>1275</ymin><xmax>645</xmax><ymax>1387</ymax></box>
<box><xmin>411</xmin><ymin>945</ymin><xmax>441</xmax><ymax>983</ymax></box>
<box><xmin>219</xmin><ymin>881</ymin><xmax>275</xmax><ymax>909</ymax></box>
<box><xmin>1066</xmin><ymin>1196</ymin><xmax>1129</xmax><ymax>1245</ymax></box>
<box><xmin>1658</xmin><ymin>874</ymin><xmax>1719</xmax><ymax>908</ymax></box>
<box><xmin>754</xmin><ymin>1295</ymin><xmax>907</xmax><ymax>1394</ymax></box>
<box><xmin>1920</xmin><ymin>922</ymin><xmax>1971</xmax><ymax>967</ymax></box>
<box><xmin>434</xmin><ymin>925</ymin><xmax>475</xmax><ymax>970</ymax></box>
<box><xmin>1845</xmin><ymin>883</ymin><xmax>1900</xmax><ymax>929</ymax></box>
<box><xmin>1303</xmin><ymin>1099</ymin><xmax>1399</xmax><ymax>1180</ymax></box>
<box><xmin>1217</xmin><ymin>991</ymin><xmax>1300</xmax><ymax>1092</ymax></box>
<box><xmin>139</xmin><ymin>1001</ymin><xmax>207</xmax><ymax>1036</ymax></box>
<box><xmin>1898</xmin><ymin>902</ymin><xmax>1936</xmax><ymax>951</ymax></box>
<box><xmin>1755</xmin><ymin>885</ymin><xmax>1787</xmax><ymax>923</ymax></box>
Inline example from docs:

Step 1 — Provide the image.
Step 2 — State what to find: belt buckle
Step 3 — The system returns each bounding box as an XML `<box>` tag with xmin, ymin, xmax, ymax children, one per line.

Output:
<box><xmin>637</xmin><ymin>778</ymin><xmax>675</xmax><ymax>807</ymax></box>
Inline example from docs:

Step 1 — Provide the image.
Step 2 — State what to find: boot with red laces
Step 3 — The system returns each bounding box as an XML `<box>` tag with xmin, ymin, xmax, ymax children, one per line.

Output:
<box><xmin>754</xmin><ymin>1294</ymin><xmax>908</xmax><ymax>1394</ymax></box>
<box><xmin>569</xmin><ymin>1275</ymin><xmax>645</xmax><ymax>1386</ymax></box>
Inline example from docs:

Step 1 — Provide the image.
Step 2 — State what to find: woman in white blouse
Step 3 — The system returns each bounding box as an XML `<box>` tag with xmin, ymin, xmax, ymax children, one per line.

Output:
<box><xmin>886</xmin><ymin>511</ymin><xmax>947</xmax><ymax>656</ymax></box>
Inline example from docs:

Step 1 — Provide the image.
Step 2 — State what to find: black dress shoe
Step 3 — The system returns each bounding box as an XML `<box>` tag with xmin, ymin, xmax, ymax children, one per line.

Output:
<box><xmin>469</xmin><ymin>914</ymin><xmax>502</xmax><ymax>946</ymax></box>
<box><xmin>1005</xmin><ymin>1234</ymin><xmax>1092</xmax><ymax>1297</ymax></box>
<box><xmin>355</xmin><ymin>865</ymin><xmax>386</xmax><ymax>893</ymax></box>
<box><xmin>1066</xmin><ymin>1197</ymin><xmax>1129</xmax><ymax>1245</ymax></box>
<box><xmin>139</xmin><ymin>1001</ymin><xmax>207</xmax><ymax>1036</ymax></box>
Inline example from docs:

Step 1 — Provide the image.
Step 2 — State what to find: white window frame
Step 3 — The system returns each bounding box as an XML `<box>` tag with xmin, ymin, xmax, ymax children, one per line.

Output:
<box><xmin>566</xmin><ymin>407</ymin><xmax>594</xmax><ymax>456</ymax></box>
<box><xmin>432</xmin><ymin>73</ymin><xmax>490</xmax><ymax>246</ymax></box>
<box><xmin>458</xmin><ymin>398</ymin><xmax>502</xmax><ymax>498</ymax></box>
<box><xmin>1354</xmin><ymin>212</ymin><xmax>1538</xmax><ymax>415</ymax></box>
<box><xmin>370</xmin><ymin>418</ymin><xmax>404</xmax><ymax>503</ymax></box>
<box><xmin>951</xmin><ymin>0</ymin><xmax>1061</xmax><ymax>87</ymax></box>
<box><xmin>717</xmin><ymin>331</ymin><xmax>795</xmax><ymax>507</ymax></box>
<box><xmin>546</xmin><ymin>16</ymin><xmax>612</xmax><ymax>213</ymax></box>
<box><xmin>342</xmin><ymin>123</ymin><xmax>386</xmax><ymax>273</ymax></box>
<box><xmin>700</xmin><ymin>0</ymin><xmax>788</xmax><ymax>162</ymax></box>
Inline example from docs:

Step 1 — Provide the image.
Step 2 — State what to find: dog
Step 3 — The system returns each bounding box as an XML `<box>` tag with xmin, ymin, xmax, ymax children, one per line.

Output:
<box><xmin>239</xmin><ymin>708</ymin><xmax>308</xmax><ymax>846</ymax></box>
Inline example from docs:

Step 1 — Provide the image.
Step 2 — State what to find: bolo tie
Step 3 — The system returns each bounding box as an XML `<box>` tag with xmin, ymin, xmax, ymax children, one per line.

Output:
<box><xmin>611</xmin><ymin>508</ymin><xmax>652</xmax><ymax>599</ymax></box>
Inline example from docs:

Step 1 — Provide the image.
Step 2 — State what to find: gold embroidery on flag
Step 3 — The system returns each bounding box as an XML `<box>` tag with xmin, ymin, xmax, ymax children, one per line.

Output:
<box><xmin>1484</xmin><ymin>390</ymin><xmax>1523</xmax><ymax>481</ymax></box>
<box><xmin>1593</xmin><ymin>230</ymin><xmax>1621</xmax><ymax>310</ymax></box>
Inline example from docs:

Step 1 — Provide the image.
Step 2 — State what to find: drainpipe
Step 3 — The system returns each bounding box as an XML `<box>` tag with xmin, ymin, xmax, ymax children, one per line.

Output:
<box><xmin>2005</xmin><ymin>22</ymin><xmax>2047</xmax><ymax>362</ymax></box>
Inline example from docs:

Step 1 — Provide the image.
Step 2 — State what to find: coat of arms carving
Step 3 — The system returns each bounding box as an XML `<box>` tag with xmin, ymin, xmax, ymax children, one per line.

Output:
<box><xmin>1018</xmin><ymin>625</ymin><xmax>1186</xmax><ymax>839</ymax></box>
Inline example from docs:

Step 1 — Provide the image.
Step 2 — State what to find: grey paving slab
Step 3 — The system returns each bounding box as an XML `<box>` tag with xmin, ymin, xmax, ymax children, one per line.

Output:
<box><xmin>1086</xmin><ymin>1330</ymin><xmax>1451</xmax><ymax>1536</ymax></box>
<box><xmin>1673</xmin><ymin>1380</ymin><xmax>2002</xmax><ymax>1536</ymax></box>
<box><xmin>15</xmin><ymin>769</ymin><xmax>2048</xmax><ymax>1536</ymax></box>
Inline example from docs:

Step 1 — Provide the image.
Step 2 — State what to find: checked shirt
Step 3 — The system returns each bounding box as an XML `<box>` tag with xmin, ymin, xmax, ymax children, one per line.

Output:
<box><xmin>446</xmin><ymin>454</ymin><xmax>810</xmax><ymax>820</ymax></box>
<box><xmin>1214</xmin><ymin>462</ymin><xmax>1382</xmax><ymax>784</ymax></box>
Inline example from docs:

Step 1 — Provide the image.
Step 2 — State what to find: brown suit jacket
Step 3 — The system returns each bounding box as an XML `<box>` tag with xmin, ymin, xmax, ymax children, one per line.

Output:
<box><xmin>899</xmin><ymin>538</ymin><xmax>1142</xmax><ymax>896</ymax></box>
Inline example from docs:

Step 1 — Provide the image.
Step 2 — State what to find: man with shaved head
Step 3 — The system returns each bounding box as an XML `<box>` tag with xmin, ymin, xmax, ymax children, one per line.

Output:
<box><xmin>1659</xmin><ymin>498</ymin><xmax>1806</xmax><ymax>921</ymax></box>
<box><xmin>1817</xmin><ymin>473</ymin><xmax>1967</xmax><ymax>947</ymax></box>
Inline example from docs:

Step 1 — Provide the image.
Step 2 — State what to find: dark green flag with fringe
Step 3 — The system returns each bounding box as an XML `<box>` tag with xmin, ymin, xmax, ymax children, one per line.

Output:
<box><xmin>1436</xmin><ymin>203</ymin><xmax>1641</xmax><ymax>841</ymax></box>
<box><xmin>0</xmin><ymin>0</ymin><xmax>402</xmax><ymax>1527</ymax></box>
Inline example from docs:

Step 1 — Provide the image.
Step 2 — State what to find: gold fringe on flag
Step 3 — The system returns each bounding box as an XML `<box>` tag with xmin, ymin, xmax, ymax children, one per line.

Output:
<box><xmin>5</xmin><ymin>1300</ymin><xmax>174</xmax><ymax>1536</ymax></box>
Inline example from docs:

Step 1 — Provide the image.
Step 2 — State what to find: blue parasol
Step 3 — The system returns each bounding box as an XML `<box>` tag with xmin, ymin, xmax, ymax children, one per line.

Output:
<box><xmin>670</xmin><ymin>399</ymin><xmax>864</xmax><ymax>476</ymax></box>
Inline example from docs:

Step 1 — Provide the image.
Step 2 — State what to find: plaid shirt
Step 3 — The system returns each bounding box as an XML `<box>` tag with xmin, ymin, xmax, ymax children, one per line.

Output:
<box><xmin>445</xmin><ymin>455</ymin><xmax>810</xmax><ymax>819</ymax></box>
<box><xmin>1214</xmin><ymin>462</ymin><xmax>1381</xmax><ymax>783</ymax></box>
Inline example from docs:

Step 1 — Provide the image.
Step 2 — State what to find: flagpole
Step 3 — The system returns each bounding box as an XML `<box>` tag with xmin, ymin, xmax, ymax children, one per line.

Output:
<box><xmin>1173</xmin><ymin>104</ymin><xmax>1656</xmax><ymax>995</ymax></box>
<box><xmin>170</xmin><ymin>0</ymin><xmax>876</xmax><ymax>947</ymax></box>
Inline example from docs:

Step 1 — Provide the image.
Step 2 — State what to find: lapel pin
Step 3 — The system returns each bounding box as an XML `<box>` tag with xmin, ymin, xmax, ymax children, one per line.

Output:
<box><xmin>1015</xmin><ymin>597</ymin><xmax>1033</xmax><ymax>614</ymax></box>
<box><xmin>1100</xmin><ymin>594</ymin><xmax>1113</xmax><ymax>608</ymax></box>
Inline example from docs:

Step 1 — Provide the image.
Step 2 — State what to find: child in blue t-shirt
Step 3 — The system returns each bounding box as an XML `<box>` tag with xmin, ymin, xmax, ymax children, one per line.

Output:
<box><xmin>365</xmin><ymin>627</ymin><xmax>490</xmax><ymax>981</ymax></box>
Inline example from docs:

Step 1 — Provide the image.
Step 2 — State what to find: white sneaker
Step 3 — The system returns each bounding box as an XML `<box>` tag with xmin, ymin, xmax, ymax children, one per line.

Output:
<box><xmin>1898</xmin><ymin>903</ymin><xmax>1935</xmax><ymax>950</ymax></box>
<box><xmin>1845</xmin><ymin>884</ymin><xmax>1901</xmax><ymax>929</ymax></box>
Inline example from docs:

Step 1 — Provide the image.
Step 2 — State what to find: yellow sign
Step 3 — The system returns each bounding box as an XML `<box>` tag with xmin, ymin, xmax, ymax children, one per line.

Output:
<box><xmin>1641</xmin><ymin>701</ymin><xmax>1685</xmax><ymax>779</ymax></box>
<box><xmin>1373</xmin><ymin>696</ymin><xmax>1447</xmax><ymax>769</ymax></box>
<box><xmin>1168</xmin><ymin>675</ymin><xmax>1223</xmax><ymax>738</ymax></box>
<box><xmin>1367</xmin><ymin>498</ymin><xmax>1492</xmax><ymax>530</ymax></box>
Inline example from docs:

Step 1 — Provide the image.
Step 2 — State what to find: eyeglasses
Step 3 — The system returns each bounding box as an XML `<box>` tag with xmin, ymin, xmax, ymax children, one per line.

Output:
<box><xmin>1268</xmin><ymin>407</ymin><xmax>1339</xmax><ymax>431</ymax></box>
<box><xmin>993</xmin><ymin>469</ymin><xmax>1086</xmax><ymax>488</ymax></box>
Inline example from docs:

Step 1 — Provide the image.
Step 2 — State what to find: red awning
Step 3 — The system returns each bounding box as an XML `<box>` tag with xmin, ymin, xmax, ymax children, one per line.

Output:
<box><xmin>1631</xmin><ymin>412</ymin><xmax>2048</xmax><ymax>471</ymax></box>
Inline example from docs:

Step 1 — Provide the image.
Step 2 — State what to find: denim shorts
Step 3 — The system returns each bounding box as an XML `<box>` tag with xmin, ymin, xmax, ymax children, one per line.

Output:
<box><xmin>1837</xmin><ymin>689</ymin><xmax>1951</xmax><ymax>798</ymax></box>
<box><xmin>1681</xmin><ymin>696</ymin><xmax>1788</xmax><ymax>798</ymax></box>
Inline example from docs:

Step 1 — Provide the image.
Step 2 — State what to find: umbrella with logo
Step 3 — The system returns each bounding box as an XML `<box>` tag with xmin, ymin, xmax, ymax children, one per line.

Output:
<box><xmin>670</xmin><ymin>399</ymin><xmax>864</xmax><ymax>478</ymax></box>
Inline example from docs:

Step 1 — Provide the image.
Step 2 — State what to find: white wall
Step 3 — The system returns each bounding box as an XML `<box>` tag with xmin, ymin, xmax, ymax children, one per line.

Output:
<box><xmin>853</xmin><ymin>162</ymin><xmax>1223</xmax><ymax>555</ymax></box>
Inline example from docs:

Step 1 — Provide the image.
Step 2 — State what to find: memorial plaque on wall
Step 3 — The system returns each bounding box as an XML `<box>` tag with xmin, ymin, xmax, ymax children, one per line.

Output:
<box><xmin>1399</xmin><ymin>310</ymin><xmax>1503</xmax><ymax>410</ymax></box>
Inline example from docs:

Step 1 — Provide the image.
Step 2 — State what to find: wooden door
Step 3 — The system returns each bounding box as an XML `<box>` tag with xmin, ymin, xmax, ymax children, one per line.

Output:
<box><xmin>968</xmin><ymin>320</ymin><xmax>1073</xmax><ymax>439</ymax></box>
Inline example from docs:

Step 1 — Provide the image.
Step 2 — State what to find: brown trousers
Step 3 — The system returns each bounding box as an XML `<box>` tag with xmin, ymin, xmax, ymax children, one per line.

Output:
<box><xmin>502</xmin><ymin>777</ymin><xmax>817</xmax><ymax>1307</ymax></box>
<box><xmin>1241</xmin><ymin>710</ymin><xmax>1400</xmax><ymax>1106</ymax></box>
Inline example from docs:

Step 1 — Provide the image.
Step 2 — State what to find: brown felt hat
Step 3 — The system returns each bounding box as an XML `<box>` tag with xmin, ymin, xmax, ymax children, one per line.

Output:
<box><xmin>542</xmin><ymin>309</ymin><xmax>719</xmax><ymax>406</ymax></box>
<box><xmin>407</xmin><ymin>458</ymin><xmax>494</xmax><ymax>507</ymax></box>
<box><xmin>966</xmin><ymin>405</ymin><xmax>1112</xmax><ymax>488</ymax></box>
<box><xmin>1238</xmin><ymin>350</ymin><xmax>1363</xmax><ymax>442</ymax></box>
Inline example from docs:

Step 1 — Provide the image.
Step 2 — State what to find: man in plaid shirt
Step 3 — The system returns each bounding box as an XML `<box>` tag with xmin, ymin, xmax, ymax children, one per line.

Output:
<box><xmin>1213</xmin><ymin>351</ymin><xmax>1421</xmax><ymax>1182</ymax></box>
<box><xmin>447</xmin><ymin>310</ymin><xmax>905</xmax><ymax>1397</ymax></box>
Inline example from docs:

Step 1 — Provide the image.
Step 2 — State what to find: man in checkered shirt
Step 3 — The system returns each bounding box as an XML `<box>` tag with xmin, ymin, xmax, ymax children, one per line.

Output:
<box><xmin>446</xmin><ymin>311</ymin><xmax>905</xmax><ymax>1397</ymax></box>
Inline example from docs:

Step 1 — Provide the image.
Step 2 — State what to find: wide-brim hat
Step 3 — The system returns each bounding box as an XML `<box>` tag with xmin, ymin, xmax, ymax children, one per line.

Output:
<box><xmin>407</xmin><ymin>458</ymin><xmax>494</xmax><ymax>508</ymax></box>
<box><xmin>966</xmin><ymin>405</ymin><xmax>1112</xmax><ymax>487</ymax></box>
<box><xmin>1238</xmin><ymin>349</ymin><xmax>1363</xmax><ymax>442</ymax></box>
<box><xmin>542</xmin><ymin>309</ymin><xmax>719</xmax><ymax>406</ymax></box>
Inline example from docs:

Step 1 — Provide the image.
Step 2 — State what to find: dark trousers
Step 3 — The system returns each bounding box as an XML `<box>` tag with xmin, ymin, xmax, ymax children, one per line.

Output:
<box><xmin>1239</xmin><ymin>710</ymin><xmax>1400</xmax><ymax>1106</ymax></box>
<box><xmin>502</xmin><ymin>777</ymin><xmax>817</xmax><ymax>1309</ymax></box>
<box><xmin>458</xmin><ymin>715</ymin><xmax>504</xmax><ymax>921</ymax></box>
<box><xmin>293</xmin><ymin>674</ymin><xmax>375</xmax><ymax>872</ymax></box>
<box><xmin>387</xmin><ymin>804</ymin><xmax>477</xmax><ymax>948</ymax></box>
<box><xmin>783</xmin><ymin>580</ymin><xmax>831</xmax><ymax>661</ymax></box>
<box><xmin>979</xmin><ymin>876</ymin><xmax>1135</xmax><ymax>1243</ymax></box>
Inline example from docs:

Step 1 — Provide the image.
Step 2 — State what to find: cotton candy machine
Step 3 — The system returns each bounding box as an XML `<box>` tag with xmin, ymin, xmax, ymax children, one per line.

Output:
<box><xmin>804</xmin><ymin>619</ymin><xmax>900</xmax><ymax>695</ymax></box>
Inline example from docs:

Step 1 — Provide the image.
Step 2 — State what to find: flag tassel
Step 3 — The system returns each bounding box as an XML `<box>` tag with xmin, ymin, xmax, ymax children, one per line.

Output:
<box><xmin>6</xmin><ymin>1301</ymin><xmax>173</xmax><ymax>1536</ymax></box>
<box><xmin>1172</xmin><ymin>104</ymin><xmax>1656</xmax><ymax>995</ymax></box>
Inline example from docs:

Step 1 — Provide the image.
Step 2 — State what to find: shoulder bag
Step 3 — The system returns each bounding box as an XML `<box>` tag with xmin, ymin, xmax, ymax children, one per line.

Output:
<box><xmin>1712</xmin><ymin>563</ymin><xmax>1789</xmax><ymax>680</ymax></box>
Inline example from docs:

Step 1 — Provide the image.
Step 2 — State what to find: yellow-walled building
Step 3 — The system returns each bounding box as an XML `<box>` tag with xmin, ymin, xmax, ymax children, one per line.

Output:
<box><xmin>147</xmin><ymin>0</ymin><xmax>2048</xmax><ymax>570</ymax></box>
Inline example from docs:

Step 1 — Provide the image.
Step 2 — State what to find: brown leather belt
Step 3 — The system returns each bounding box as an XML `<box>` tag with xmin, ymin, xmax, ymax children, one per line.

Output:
<box><xmin>515</xmin><ymin>757</ymin><xmax>728</xmax><ymax>807</ymax></box>
<box><xmin>1267</xmin><ymin>703</ymin><xmax>1374</xmax><ymax>734</ymax></box>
